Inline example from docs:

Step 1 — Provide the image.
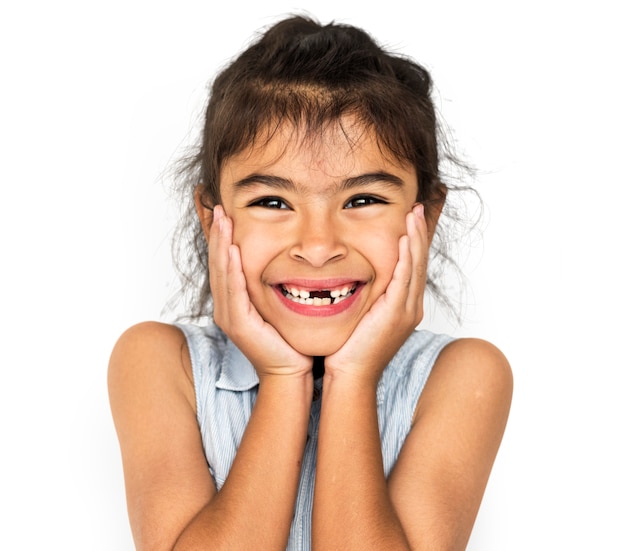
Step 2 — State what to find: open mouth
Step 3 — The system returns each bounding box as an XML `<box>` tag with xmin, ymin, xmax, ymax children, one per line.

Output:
<box><xmin>280</xmin><ymin>284</ymin><xmax>358</xmax><ymax>306</ymax></box>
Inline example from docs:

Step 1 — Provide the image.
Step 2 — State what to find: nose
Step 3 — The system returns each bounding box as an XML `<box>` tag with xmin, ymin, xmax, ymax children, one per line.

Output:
<box><xmin>289</xmin><ymin>212</ymin><xmax>348</xmax><ymax>267</ymax></box>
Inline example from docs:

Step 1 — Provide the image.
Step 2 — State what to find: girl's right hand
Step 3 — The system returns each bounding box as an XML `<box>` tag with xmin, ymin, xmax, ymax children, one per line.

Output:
<box><xmin>209</xmin><ymin>205</ymin><xmax>313</xmax><ymax>379</ymax></box>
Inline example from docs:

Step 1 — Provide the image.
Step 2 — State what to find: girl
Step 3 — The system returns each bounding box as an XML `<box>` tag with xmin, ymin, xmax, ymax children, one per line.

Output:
<box><xmin>108</xmin><ymin>15</ymin><xmax>513</xmax><ymax>551</ymax></box>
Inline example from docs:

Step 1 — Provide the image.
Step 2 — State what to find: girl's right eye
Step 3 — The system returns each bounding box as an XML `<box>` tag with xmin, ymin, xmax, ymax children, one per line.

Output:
<box><xmin>249</xmin><ymin>197</ymin><xmax>290</xmax><ymax>209</ymax></box>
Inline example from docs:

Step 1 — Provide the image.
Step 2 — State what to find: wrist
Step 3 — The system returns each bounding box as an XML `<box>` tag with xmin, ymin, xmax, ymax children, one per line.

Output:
<box><xmin>252</xmin><ymin>354</ymin><xmax>314</xmax><ymax>379</ymax></box>
<box><xmin>322</xmin><ymin>365</ymin><xmax>381</xmax><ymax>396</ymax></box>
<box><xmin>257</xmin><ymin>369</ymin><xmax>315</xmax><ymax>397</ymax></box>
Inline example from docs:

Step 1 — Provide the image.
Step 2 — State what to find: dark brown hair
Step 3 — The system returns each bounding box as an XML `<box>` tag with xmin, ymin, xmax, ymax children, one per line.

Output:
<box><xmin>170</xmin><ymin>15</ymin><xmax>478</xmax><ymax>321</ymax></box>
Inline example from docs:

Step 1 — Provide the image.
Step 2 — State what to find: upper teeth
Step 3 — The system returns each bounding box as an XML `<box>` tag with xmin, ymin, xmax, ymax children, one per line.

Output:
<box><xmin>287</xmin><ymin>286</ymin><xmax>353</xmax><ymax>298</ymax></box>
<box><xmin>282</xmin><ymin>284</ymin><xmax>356</xmax><ymax>305</ymax></box>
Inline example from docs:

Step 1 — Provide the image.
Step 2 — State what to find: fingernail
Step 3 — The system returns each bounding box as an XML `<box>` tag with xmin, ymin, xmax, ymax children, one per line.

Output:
<box><xmin>414</xmin><ymin>204</ymin><xmax>424</xmax><ymax>220</ymax></box>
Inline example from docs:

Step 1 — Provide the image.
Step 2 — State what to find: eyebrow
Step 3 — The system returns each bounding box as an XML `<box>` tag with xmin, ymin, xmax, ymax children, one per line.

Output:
<box><xmin>341</xmin><ymin>172</ymin><xmax>405</xmax><ymax>190</ymax></box>
<box><xmin>233</xmin><ymin>171</ymin><xmax>406</xmax><ymax>192</ymax></box>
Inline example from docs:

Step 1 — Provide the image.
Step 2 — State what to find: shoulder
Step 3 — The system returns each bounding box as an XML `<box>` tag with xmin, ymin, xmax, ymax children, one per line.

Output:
<box><xmin>109</xmin><ymin>320</ymin><xmax>188</xmax><ymax>357</ymax></box>
<box><xmin>108</xmin><ymin>321</ymin><xmax>195</xmax><ymax>414</ymax></box>
<box><xmin>416</xmin><ymin>337</ymin><xmax>513</xmax><ymax>422</ymax></box>
<box><xmin>437</xmin><ymin>337</ymin><xmax>512</xmax><ymax>392</ymax></box>
<box><xmin>108</xmin><ymin>321</ymin><xmax>191</xmax><ymax>378</ymax></box>
<box><xmin>110</xmin><ymin>320</ymin><xmax>188</xmax><ymax>355</ymax></box>
<box><xmin>107</xmin><ymin>322</ymin><xmax>218</xmax><ymax>548</ymax></box>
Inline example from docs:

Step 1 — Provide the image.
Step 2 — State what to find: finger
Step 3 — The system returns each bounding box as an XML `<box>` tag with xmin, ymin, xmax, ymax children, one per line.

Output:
<box><xmin>385</xmin><ymin>233</ymin><xmax>412</xmax><ymax>299</ymax></box>
<box><xmin>223</xmin><ymin>242</ymin><xmax>310</xmax><ymax>372</ymax></box>
<box><xmin>210</xmin><ymin>215</ymin><xmax>264</xmax><ymax>329</ymax></box>
<box><xmin>208</xmin><ymin>206</ymin><xmax>235</xmax><ymax>322</ymax></box>
<box><xmin>223</xmin><ymin>243</ymin><xmax>266</xmax><ymax>338</ymax></box>
<box><xmin>208</xmin><ymin>205</ymin><xmax>227</xmax><ymax>274</ymax></box>
<box><xmin>325</xmin><ymin>233</ymin><xmax>414</xmax><ymax>375</ymax></box>
<box><xmin>406</xmin><ymin>204</ymin><xmax>429</xmax><ymax>304</ymax></box>
<box><xmin>226</xmin><ymin>243</ymin><xmax>257</xmax><ymax>318</ymax></box>
<box><xmin>376</xmin><ymin>209</ymin><xmax>418</xmax><ymax>311</ymax></box>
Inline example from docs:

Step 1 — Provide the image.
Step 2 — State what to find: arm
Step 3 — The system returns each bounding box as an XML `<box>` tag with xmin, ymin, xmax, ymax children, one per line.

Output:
<box><xmin>313</xmin><ymin>338</ymin><xmax>512</xmax><ymax>551</ymax></box>
<box><xmin>312</xmin><ymin>206</ymin><xmax>513</xmax><ymax>549</ymax></box>
<box><xmin>175</xmin><ymin>204</ymin><xmax>315</xmax><ymax>549</ymax></box>
<box><xmin>313</xmin><ymin>371</ymin><xmax>410</xmax><ymax>549</ymax></box>
<box><xmin>108</xmin><ymin>321</ymin><xmax>215</xmax><ymax>550</ymax></box>
<box><xmin>313</xmin><ymin>207</ymin><xmax>426</xmax><ymax>549</ymax></box>
<box><xmin>172</xmin><ymin>364</ymin><xmax>313</xmax><ymax>550</ymax></box>
<box><xmin>108</xmin><ymin>322</ymin><xmax>313</xmax><ymax>551</ymax></box>
<box><xmin>388</xmin><ymin>338</ymin><xmax>512</xmax><ymax>550</ymax></box>
<box><xmin>109</xmin><ymin>208</ymin><xmax>315</xmax><ymax>550</ymax></box>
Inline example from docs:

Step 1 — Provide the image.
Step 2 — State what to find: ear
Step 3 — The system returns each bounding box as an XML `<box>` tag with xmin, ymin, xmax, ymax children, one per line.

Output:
<box><xmin>194</xmin><ymin>185</ymin><xmax>214</xmax><ymax>243</ymax></box>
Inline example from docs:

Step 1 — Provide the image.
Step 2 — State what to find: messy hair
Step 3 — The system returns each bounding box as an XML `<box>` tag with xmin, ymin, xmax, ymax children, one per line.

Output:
<box><xmin>170</xmin><ymin>15</ymin><xmax>480</xmax><ymax>322</ymax></box>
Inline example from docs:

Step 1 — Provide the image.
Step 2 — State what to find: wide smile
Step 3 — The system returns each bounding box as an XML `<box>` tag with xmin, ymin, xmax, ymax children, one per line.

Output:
<box><xmin>272</xmin><ymin>280</ymin><xmax>363</xmax><ymax>316</ymax></box>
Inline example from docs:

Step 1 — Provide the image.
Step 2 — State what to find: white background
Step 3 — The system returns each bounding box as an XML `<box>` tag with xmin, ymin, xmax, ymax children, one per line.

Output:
<box><xmin>1</xmin><ymin>1</ymin><xmax>624</xmax><ymax>549</ymax></box>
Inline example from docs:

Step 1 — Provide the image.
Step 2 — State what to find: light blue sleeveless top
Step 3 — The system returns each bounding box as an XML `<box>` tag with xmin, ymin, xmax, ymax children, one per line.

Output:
<box><xmin>176</xmin><ymin>322</ymin><xmax>454</xmax><ymax>551</ymax></box>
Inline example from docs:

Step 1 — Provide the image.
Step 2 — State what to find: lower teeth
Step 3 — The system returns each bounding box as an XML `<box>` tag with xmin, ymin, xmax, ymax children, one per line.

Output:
<box><xmin>283</xmin><ymin>288</ymin><xmax>354</xmax><ymax>305</ymax></box>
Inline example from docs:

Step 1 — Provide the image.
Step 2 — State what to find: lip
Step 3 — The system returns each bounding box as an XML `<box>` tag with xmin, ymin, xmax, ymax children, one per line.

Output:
<box><xmin>272</xmin><ymin>280</ymin><xmax>364</xmax><ymax>317</ymax></box>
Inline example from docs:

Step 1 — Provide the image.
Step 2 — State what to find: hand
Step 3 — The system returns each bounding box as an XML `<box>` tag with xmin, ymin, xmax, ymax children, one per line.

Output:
<box><xmin>324</xmin><ymin>204</ymin><xmax>429</xmax><ymax>385</ymax></box>
<box><xmin>209</xmin><ymin>206</ymin><xmax>313</xmax><ymax>379</ymax></box>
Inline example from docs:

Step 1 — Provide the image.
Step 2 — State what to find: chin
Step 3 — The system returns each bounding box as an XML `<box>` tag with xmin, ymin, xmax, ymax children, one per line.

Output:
<box><xmin>287</xmin><ymin>337</ymin><xmax>346</xmax><ymax>358</ymax></box>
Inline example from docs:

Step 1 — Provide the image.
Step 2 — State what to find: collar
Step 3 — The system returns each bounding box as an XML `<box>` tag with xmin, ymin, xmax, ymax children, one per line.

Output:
<box><xmin>215</xmin><ymin>338</ymin><xmax>260</xmax><ymax>391</ymax></box>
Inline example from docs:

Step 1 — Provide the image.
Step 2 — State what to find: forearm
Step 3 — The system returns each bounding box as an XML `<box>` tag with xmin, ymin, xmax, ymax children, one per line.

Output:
<box><xmin>174</xmin><ymin>374</ymin><xmax>312</xmax><ymax>550</ymax></box>
<box><xmin>313</xmin><ymin>374</ymin><xmax>410</xmax><ymax>550</ymax></box>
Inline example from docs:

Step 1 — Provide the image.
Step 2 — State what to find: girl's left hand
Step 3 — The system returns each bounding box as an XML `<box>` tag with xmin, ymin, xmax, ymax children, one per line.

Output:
<box><xmin>324</xmin><ymin>204</ymin><xmax>429</xmax><ymax>385</ymax></box>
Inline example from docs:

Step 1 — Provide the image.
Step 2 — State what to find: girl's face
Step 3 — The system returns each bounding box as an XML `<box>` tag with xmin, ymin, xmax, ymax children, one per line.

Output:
<box><xmin>219</xmin><ymin>121</ymin><xmax>420</xmax><ymax>357</ymax></box>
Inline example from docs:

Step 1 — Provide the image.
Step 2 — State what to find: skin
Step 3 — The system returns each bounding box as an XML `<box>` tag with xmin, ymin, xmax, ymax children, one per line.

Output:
<box><xmin>108</xmin><ymin>120</ymin><xmax>513</xmax><ymax>550</ymax></box>
<box><xmin>213</xmin><ymin>121</ymin><xmax>425</xmax><ymax>362</ymax></box>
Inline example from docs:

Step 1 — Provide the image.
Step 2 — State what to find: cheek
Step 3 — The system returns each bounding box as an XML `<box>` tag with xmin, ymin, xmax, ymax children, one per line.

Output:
<box><xmin>235</xmin><ymin>235</ymin><xmax>263</xmax><ymax>275</ymax></box>
<box><xmin>358</xmin><ymin>222</ymin><xmax>405</xmax><ymax>284</ymax></box>
<box><xmin>373</xmin><ymin>242</ymin><xmax>401</xmax><ymax>286</ymax></box>
<box><xmin>232</xmin><ymin>222</ymin><xmax>280</xmax><ymax>284</ymax></box>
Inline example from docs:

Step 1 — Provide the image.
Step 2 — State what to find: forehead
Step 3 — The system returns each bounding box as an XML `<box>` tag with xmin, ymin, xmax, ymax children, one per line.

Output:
<box><xmin>220</xmin><ymin>119</ymin><xmax>415</xmax><ymax>188</ymax></box>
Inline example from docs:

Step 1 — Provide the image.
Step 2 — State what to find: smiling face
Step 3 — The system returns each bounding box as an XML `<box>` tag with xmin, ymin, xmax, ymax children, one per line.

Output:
<box><xmin>217</xmin><ymin>120</ymin><xmax>419</xmax><ymax>357</ymax></box>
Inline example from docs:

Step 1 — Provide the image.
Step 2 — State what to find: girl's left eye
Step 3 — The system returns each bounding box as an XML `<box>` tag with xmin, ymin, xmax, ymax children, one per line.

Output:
<box><xmin>344</xmin><ymin>195</ymin><xmax>387</xmax><ymax>209</ymax></box>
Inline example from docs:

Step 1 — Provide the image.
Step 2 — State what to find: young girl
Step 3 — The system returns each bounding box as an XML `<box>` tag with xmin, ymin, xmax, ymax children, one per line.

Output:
<box><xmin>108</xmin><ymin>15</ymin><xmax>513</xmax><ymax>551</ymax></box>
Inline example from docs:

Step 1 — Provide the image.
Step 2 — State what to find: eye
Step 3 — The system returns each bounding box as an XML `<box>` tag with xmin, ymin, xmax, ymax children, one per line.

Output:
<box><xmin>344</xmin><ymin>195</ymin><xmax>388</xmax><ymax>209</ymax></box>
<box><xmin>249</xmin><ymin>196</ymin><xmax>290</xmax><ymax>209</ymax></box>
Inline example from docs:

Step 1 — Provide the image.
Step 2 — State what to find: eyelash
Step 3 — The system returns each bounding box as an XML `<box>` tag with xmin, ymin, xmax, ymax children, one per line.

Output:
<box><xmin>344</xmin><ymin>195</ymin><xmax>388</xmax><ymax>209</ymax></box>
<box><xmin>249</xmin><ymin>197</ymin><xmax>290</xmax><ymax>209</ymax></box>
<box><xmin>248</xmin><ymin>194</ymin><xmax>388</xmax><ymax>210</ymax></box>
